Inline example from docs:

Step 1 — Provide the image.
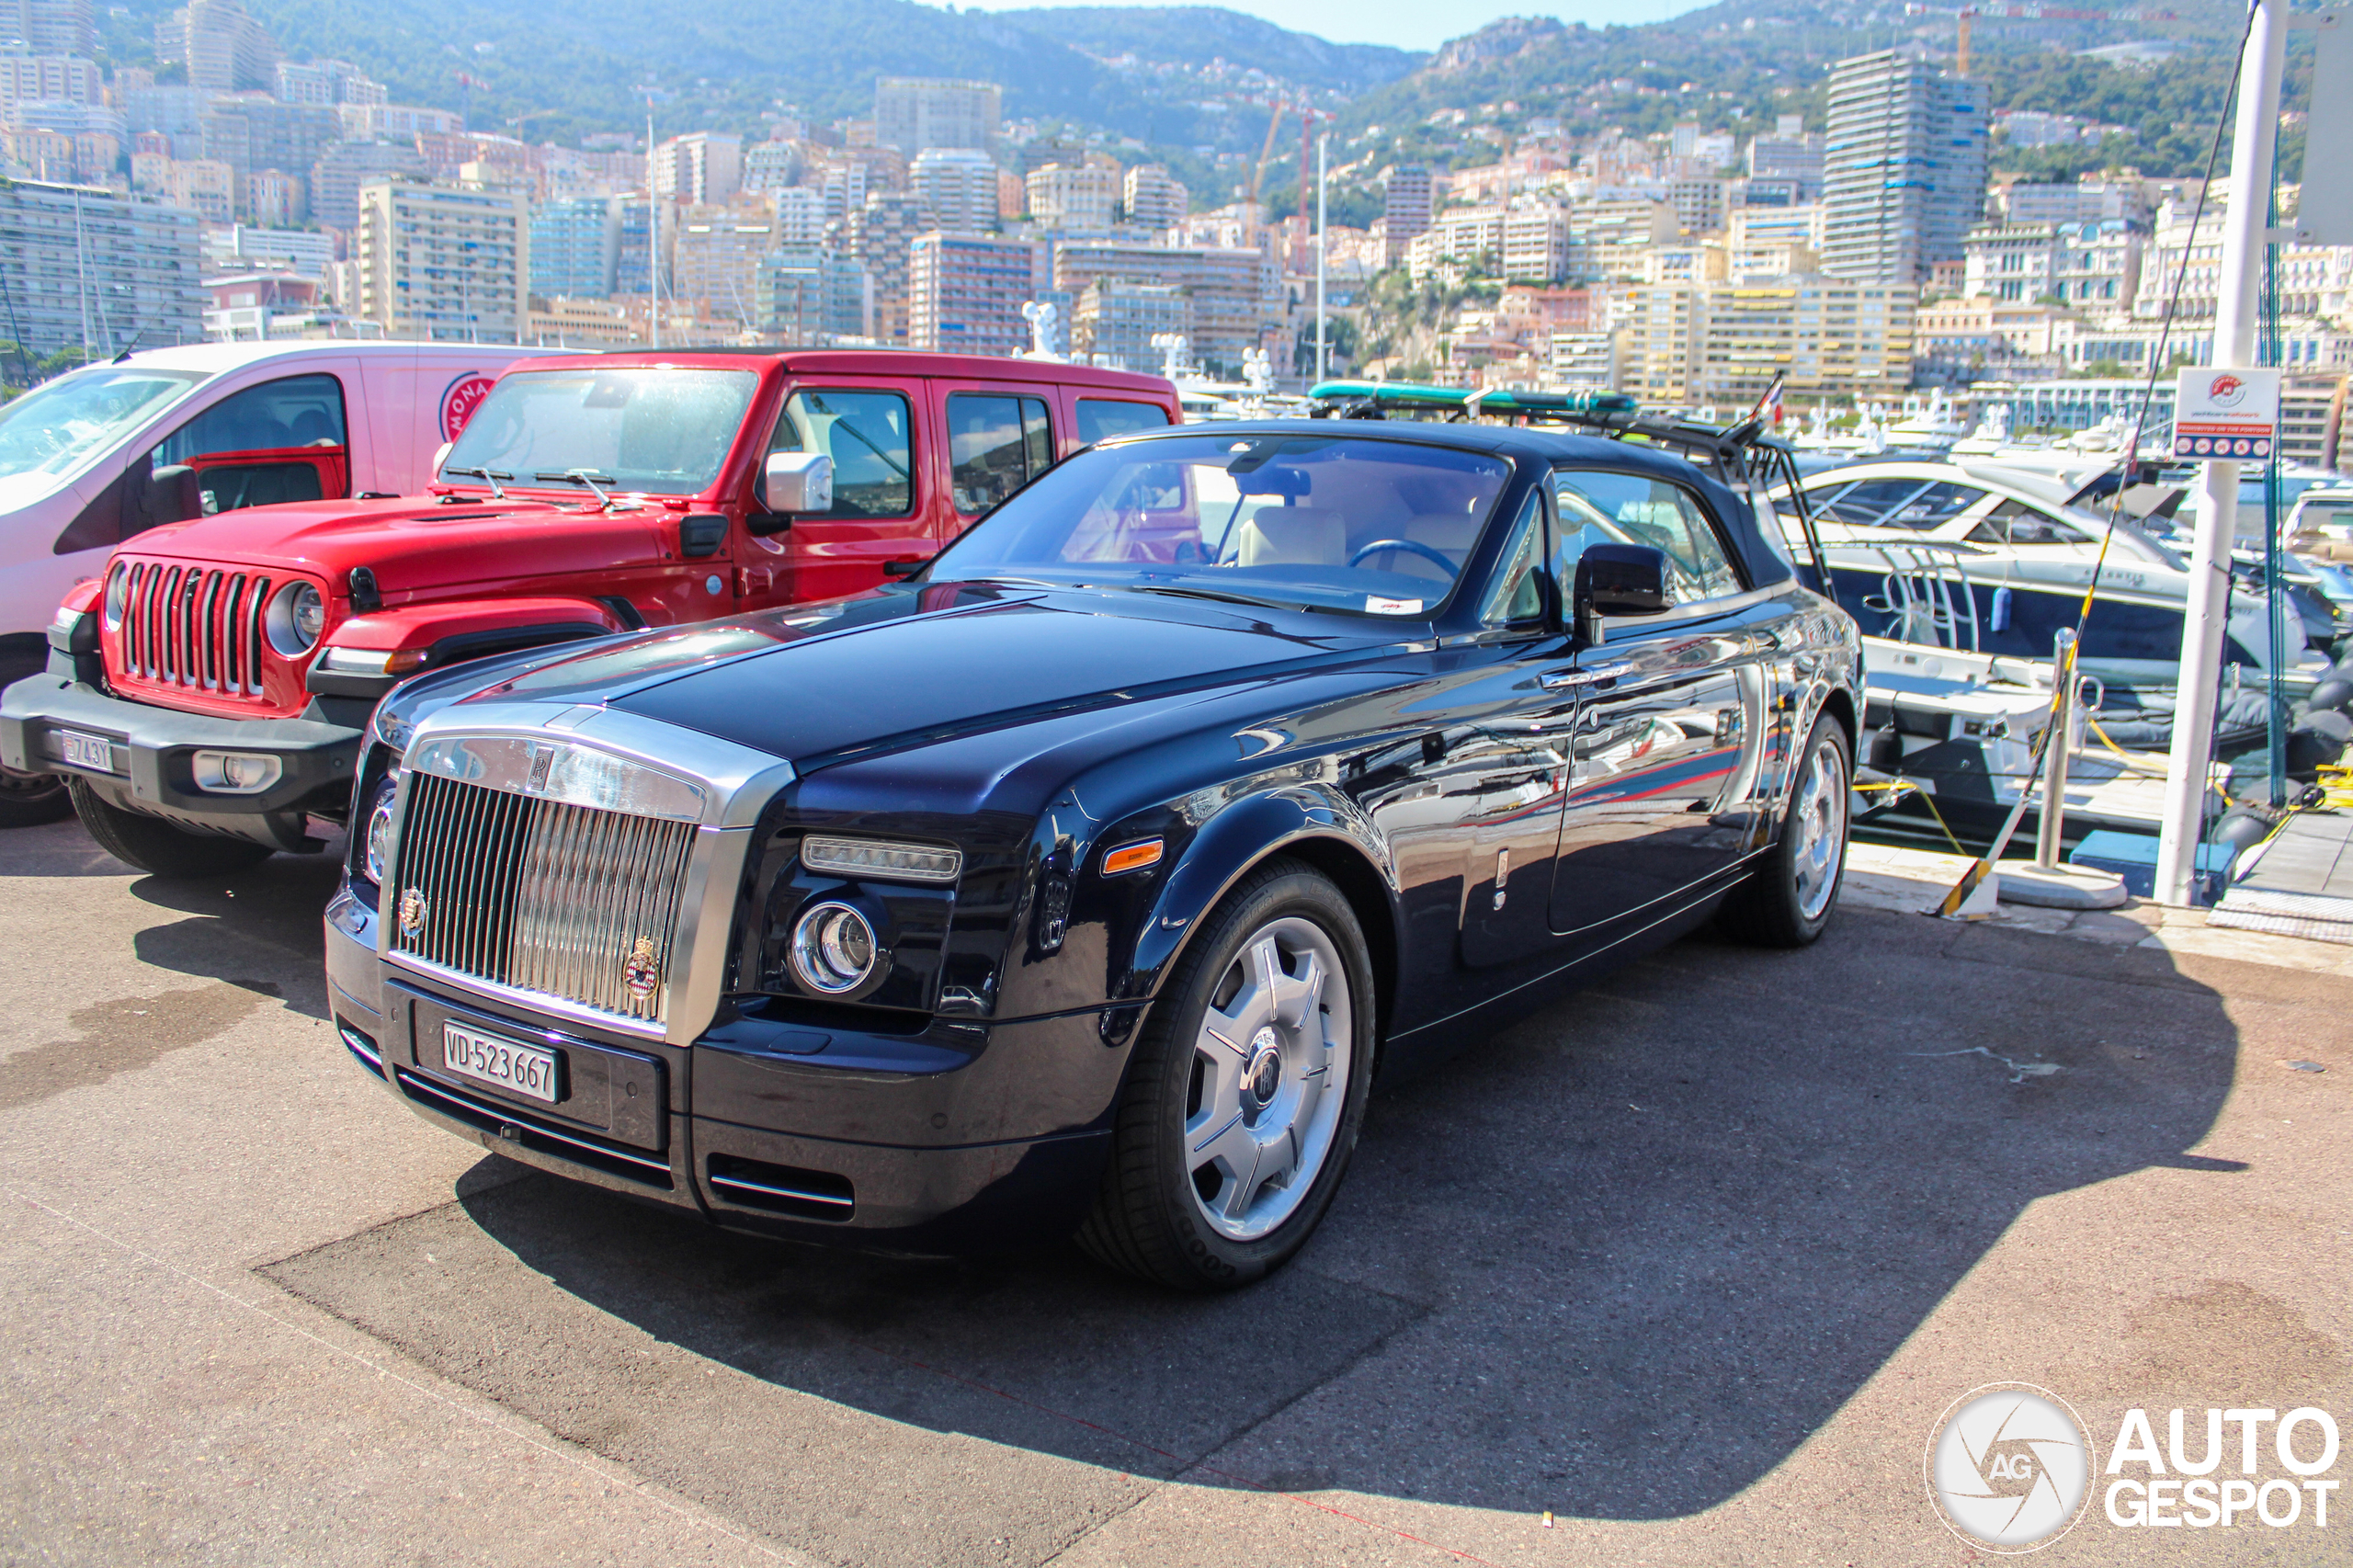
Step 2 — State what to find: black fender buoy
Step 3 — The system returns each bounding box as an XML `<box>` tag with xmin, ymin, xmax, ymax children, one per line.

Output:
<box><xmin>2210</xmin><ymin>805</ymin><xmax>2276</xmax><ymax>852</ymax></box>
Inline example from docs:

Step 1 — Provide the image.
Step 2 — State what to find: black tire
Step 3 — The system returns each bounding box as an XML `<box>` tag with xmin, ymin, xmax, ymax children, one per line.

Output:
<box><xmin>0</xmin><ymin>650</ymin><xmax>70</xmax><ymax>827</ymax></box>
<box><xmin>67</xmin><ymin>778</ymin><xmax>273</xmax><ymax>878</ymax></box>
<box><xmin>1718</xmin><ymin>711</ymin><xmax>1852</xmax><ymax>949</ymax></box>
<box><xmin>1076</xmin><ymin>858</ymin><xmax>1376</xmax><ymax>1291</ymax></box>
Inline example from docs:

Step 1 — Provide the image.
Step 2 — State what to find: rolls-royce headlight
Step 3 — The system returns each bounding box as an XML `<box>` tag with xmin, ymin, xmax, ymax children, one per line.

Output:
<box><xmin>362</xmin><ymin>777</ymin><xmax>398</xmax><ymax>885</ymax></box>
<box><xmin>267</xmin><ymin>581</ymin><xmax>326</xmax><ymax>655</ymax></box>
<box><xmin>790</xmin><ymin>902</ymin><xmax>879</xmax><ymax>994</ymax></box>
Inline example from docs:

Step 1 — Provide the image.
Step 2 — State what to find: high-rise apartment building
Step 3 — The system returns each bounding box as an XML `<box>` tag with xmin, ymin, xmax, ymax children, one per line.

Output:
<box><xmin>1051</xmin><ymin>241</ymin><xmax>1281</xmax><ymax>369</ymax></box>
<box><xmin>759</xmin><ymin>245</ymin><xmax>870</xmax><ymax>341</ymax></box>
<box><xmin>874</xmin><ymin>77</ymin><xmax>999</xmax><ymax>154</ymax></box>
<box><xmin>200</xmin><ymin>97</ymin><xmax>338</xmax><ymax>220</ymax></box>
<box><xmin>272</xmin><ymin>58</ymin><xmax>382</xmax><ymax>108</ymax></box>
<box><xmin>1820</xmin><ymin>50</ymin><xmax>1988</xmax><ymax>285</ymax></box>
<box><xmin>0</xmin><ymin>179</ymin><xmax>203</xmax><ymax>355</ymax></box>
<box><xmin>0</xmin><ymin>46</ymin><xmax>99</xmax><ymax>111</ymax></box>
<box><xmin>1027</xmin><ymin>163</ymin><xmax>1118</xmax><ymax>234</ymax></box>
<box><xmin>309</xmin><ymin>139</ymin><xmax>426</xmax><ymax>229</ymax></box>
<box><xmin>912</xmin><ymin>148</ymin><xmax>999</xmax><ymax>233</ymax></box>
<box><xmin>0</xmin><ymin>0</ymin><xmax>97</xmax><ymax>57</ymax></box>
<box><xmin>154</xmin><ymin>0</ymin><xmax>278</xmax><ymax>93</ymax></box>
<box><xmin>529</xmin><ymin>196</ymin><xmax>618</xmax><ymax>299</ymax></box>
<box><xmin>1073</xmin><ymin>278</ymin><xmax>1189</xmax><ymax>371</ymax></box>
<box><xmin>652</xmin><ymin>131</ymin><xmax>742</xmax><ymax>208</ymax></box>
<box><xmin>908</xmin><ymin>232</ymin><xmax>1045</xmax><ymax>354</ymax></box>
<box><xmin>674</xmin><ymin>200</ymin><xmax>778</xmax><ymax>322</ymax></box>
<box><xmin>1122</xmin><ymin>164</ymin><xmax>1188</xmax><ymax>233</ymax></box>
<box><xmin>772</xmin><ymin>185</ymin><xmax>824</xmax><ymax>247</ymax></box>
<box><xmin>742</xmin><ymin>139</ymin><xmax>798</xmax><ymax>195</ymax></box>
<box><xmin>614</xmin><ymin>197</ymin><xmax>660</xmax><ymax>299</ymax></box>
<box><xmin>355</xmin><ymin>179</ymin><xmax>528</xmax><ymax>341</ymax></box>
<box><xmin>838</xmin><ymin>191</ymin><xmax>928</xmax><ymax>345</ymax></box>
<box><xmin>1382</xmin><ymin>165</ymin><xmax>1434</xmax><ymax>267</ymax></box>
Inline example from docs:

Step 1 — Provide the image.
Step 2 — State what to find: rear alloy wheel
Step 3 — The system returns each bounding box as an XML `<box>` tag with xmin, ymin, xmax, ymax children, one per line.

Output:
<box><xmin>68</xmin><ymin>778</ymin><xmax>273</xmax><ymax>879</ymax></box>
<box><xmin>1077</xmin><ymin>860</ymin><xmax>1375</xmax><ymax>1290</ymax></box>
<box><xmin>1719</xmin><ymin>712</ymin><xmax>1851</xmax><ymax>948</ymax></box>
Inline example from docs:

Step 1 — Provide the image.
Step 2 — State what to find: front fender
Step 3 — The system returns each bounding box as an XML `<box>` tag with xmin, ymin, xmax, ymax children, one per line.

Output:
<box><xmin>1123</xmin><ymin>782</ymin><xmax>1399</xmax><ymax>1006</ymax></box>
<box><xmin>308</xmin><ymin>597</ymin><xmax>626</xmax><ymax>699</ymax></box>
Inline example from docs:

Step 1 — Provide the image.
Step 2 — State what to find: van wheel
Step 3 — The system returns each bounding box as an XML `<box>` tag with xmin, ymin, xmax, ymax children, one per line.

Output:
<box><xmin>0</xmin><ymin>765</ymin><xmax>70</xmax><ymax>827</ymax></box>
<box><xmin>68</xmin><ymin>779</ymin><xmax>272</xmax><ymax>878</ymax></box>
<box><xmin>1719</xmin><ymin>713</ymin><xmax>1851</xmax><ymax>948</ymax></box>
<box><xmin>1076</xmin><ymin>859</ymin><xmax>1375</xmax><ymax>1291</ymax></box>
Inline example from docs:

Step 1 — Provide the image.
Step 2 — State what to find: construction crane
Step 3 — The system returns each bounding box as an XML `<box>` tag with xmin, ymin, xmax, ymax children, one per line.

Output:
<box><xmin>1247</xmin><ymin>97</ymin><xmax>1289</xmax><ymax>215</ymax></box>
<box><xmin>1905</xmin><ymin>4</ymin><xmax>2178</xmax><ymax>77</ymax></box>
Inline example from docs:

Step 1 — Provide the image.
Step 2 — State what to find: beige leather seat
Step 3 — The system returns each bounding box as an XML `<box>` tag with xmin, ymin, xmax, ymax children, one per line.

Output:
<box><xmin>1236</xmin><ymin>506</ymin><xmax>1347</xmax><ymax>567</ymax></box>
<box><xmin>1365</xmin><ymin>511</ymin><xmax>1481</xmax><ymax>582</ymax></box>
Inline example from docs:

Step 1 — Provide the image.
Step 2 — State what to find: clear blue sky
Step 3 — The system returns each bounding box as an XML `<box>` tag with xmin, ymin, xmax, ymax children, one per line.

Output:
<box><xmin>940</xmin><ymin>0</ymin><xmax>1713</xmax><ymax>55</ymax></box>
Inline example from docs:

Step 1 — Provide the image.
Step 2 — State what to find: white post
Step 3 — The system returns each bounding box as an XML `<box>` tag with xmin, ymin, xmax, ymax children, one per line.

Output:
<box><xmin>647</xmin><ymin>102</ymin><xmax>661</xmax><ymax>352</ymax></box>
<box><xmin>1314</xmin><ymin>130</ymin><xmax>1328</xmax><ymax>384</ymax></box>
<box><xmin>2154</xmin><ymin>0</ymin><xmax>2285</xmax><ymax>905</ymax></box>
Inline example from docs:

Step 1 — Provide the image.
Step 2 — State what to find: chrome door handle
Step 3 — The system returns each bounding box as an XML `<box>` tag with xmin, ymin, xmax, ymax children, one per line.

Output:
<box><xmin>1541</xmin><ymin>661</ymin><xmax>1635</xmax><ymax>689</ymax></box>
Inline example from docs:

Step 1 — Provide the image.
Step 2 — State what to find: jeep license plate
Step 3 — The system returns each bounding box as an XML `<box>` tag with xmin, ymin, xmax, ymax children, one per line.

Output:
<box><xmin>440</xmin><ymin>1022</ymin><xmax>558</xmax><ymax>1104</ymax></box>
<box><xmin>56</xmin><ymin>731</ymin><xmax>112</xmax><ymax>772</ymax></box>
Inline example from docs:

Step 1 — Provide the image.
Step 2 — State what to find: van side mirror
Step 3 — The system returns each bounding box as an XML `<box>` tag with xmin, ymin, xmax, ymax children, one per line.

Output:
<box><xmin>1573</xmin><ymin>542</ymin><xmax>1674</xmax><ymax>642</ymax></box>
<box><xmin>757</xmin><ymin>451</ymin><xmax>834</xmax><ymax>525</ymax></box>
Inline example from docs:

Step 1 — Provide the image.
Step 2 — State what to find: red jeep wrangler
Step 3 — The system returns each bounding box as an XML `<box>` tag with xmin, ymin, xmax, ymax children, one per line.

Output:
<box><xmin>0</xmin><ymin>349</ymin><xmax>1179</xmax><ymax>875</ymax></box>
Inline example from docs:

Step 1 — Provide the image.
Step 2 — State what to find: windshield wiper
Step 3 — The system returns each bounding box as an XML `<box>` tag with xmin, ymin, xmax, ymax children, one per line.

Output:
<box><xmin>1124</xmin><ymin>584</ymin><xmax>1306</xmax><ymax>613</ymax></box>
<box><xmin>445</xmin><ymin>466</ymin><xmax>511</xmax><ymax>500</ymax></box>
<box><xmin>537</xmin><ymin>469</ymin><xmax>617</xmax><ymax>507</ymax></box>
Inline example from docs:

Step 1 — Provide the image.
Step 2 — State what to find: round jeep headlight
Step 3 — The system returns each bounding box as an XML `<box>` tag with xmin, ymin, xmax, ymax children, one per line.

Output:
<box><xmin>102</xmin><ymin>563</ymin><xmax>128</xmax><ymax>628</ymax></box>
<box><xmin>790</xmin><ymin>902</ymin><xmax>879</xmax><ymax>994</ymax></box>
<box><xmin>267</xmin><ymin>581</ymin><xmax>326</xmax><ymax>655</ymax></box>
<box><xmin>362</xmin><ymin>778</ymin><xmax>398</xmax><ymax>885</ymax></box>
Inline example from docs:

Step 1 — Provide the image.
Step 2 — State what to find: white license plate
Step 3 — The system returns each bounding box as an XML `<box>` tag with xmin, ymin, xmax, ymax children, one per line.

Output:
<box><xmin>56</xmin><ymin>730</ymin><xmax>112</xmax><ymax>772</ymax></box>
<box><xmin>440</xmin><ymin>1022</ymin><xmax>559</xmax><ymax>1104</ymax></box>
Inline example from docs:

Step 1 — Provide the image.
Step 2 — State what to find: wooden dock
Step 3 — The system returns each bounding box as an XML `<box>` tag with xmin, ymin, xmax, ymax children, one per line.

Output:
<box><xmin>2210</xmin><ymin>808</ymin><xmax>2353</xmax><ymax>945</ymax></box>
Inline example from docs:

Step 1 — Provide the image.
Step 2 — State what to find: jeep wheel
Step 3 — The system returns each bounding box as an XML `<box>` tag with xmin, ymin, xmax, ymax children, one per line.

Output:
<box><xmin>1076</xmin><ymin>859</ymin><xmax>1375</xmax><ymax>1291</ymax></box>
<box><xmin>68</xmin><ymin>779</ymin><xmax>273</xmax><ymax>879</ymax></box>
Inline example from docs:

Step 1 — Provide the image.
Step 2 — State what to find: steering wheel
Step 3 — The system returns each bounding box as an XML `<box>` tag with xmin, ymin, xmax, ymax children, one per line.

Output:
<box><xmin>1347</xmin><ymin>539</ymin><xmax>1459</xmax><ymax>578</ymax></box>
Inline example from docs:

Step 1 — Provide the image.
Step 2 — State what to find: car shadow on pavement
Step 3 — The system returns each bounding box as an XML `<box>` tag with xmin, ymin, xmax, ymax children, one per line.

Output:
<box><xmin>264</xmin><ymin>905</ymin><xmax>2244</xmax><ymax>1550</ymax></box>
<box><xmin>123</xmin><ymin>845</ymin><xmax>343</xmax><ymax>1022</ymax></box>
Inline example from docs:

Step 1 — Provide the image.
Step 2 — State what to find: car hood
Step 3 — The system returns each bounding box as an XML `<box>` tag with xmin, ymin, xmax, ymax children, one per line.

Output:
<box><xmin>114</xmin><ymin>494</ymin><xmax>676</xmax><ymax>595</ymax></box>
<box><xmin>444</xmin><ymin>581</ymin><xmax>1407</xmax><ymax>769</ymax></box>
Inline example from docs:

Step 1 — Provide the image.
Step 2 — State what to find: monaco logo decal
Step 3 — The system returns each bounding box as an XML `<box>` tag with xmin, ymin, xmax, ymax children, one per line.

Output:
<box><xmin>2206</xmin><ymin>372</ymin><xmax>2246</xmax><ymax>409</ymax></box>
<box><xmin>439</xmin><ymin>373</ymin><xmax>497</xmax><ymax>442</ymax></box>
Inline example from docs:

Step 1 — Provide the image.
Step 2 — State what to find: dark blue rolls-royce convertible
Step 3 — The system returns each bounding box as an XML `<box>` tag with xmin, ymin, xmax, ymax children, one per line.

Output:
<box><xmin>324</xmin><ymin>419</ymin><xmax>1862</xmax><ymax>1290</ymax></box>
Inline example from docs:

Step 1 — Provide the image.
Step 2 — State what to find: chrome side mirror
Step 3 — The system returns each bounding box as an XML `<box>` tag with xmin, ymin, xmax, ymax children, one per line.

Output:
<box><xmin>761</xmin><ymin>451</ymin><xmax>834</xmax><ymax>515</ymax></box>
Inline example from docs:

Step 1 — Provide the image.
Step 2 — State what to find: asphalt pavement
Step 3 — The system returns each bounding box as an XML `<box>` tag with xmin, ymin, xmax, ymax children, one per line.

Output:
<box><xmin>0</xmin><ymin>814</ymin><xmax>2347</xmax><ymax>1566</ymax></box>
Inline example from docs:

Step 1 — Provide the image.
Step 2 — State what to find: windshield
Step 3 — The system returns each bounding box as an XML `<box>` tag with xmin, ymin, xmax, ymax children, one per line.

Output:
<box><xmin>0</xmin><ymin>366</ymin><xmax>208</xmax><ymax>494</ymax></box>
<box><xmin>438</xmin><ymin>368</ymin><xmax>757</xmax><ymax>497</ymax></box>
<box><xmin>927</xmin><ymin>432</ymin><xmax>1514</xmax><ymax>617</ymax></box>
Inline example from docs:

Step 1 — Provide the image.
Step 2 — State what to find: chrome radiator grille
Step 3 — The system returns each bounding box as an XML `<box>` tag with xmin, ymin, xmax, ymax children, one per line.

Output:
<box><xmin>391</xmin><ymin>771</ymin><xmax>699</xmax><ymax>1026</ymax></box>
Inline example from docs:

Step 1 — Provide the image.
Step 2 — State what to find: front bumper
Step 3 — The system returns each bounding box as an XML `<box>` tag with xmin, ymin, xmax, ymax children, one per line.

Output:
<box><xmin>0</xmin><ymin>670</ymin><xmax>366</xmax><ymax>847</ymax></box>
<box><xmin>325</xmin><ymin>886</ymin><xmax>1128</xmax><ymax>1254</ymax></box>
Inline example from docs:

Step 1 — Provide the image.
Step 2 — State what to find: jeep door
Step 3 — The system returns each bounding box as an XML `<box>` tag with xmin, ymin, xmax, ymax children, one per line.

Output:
<box><xmin>742</xmin><ymin>381</ymin><xmax>933</xmax><ymax>607</ymax></box>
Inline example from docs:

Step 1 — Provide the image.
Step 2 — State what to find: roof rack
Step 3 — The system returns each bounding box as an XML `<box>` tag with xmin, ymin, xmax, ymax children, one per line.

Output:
<box><xmin>1306</xmin><ymin>378</ymin><xmax>1832</xmax><ymax>594</ymax></box>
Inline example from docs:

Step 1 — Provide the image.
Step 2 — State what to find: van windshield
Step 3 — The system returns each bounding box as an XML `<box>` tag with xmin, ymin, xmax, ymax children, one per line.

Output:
<box><xmin>438</xmin><ymin>368</ymin><xmax>757</xmax><ymax>497</ymax></box>
<box><xmin>0</xmin><ymin>366</ymin><xmax>208</xmax><ymax>502</ymax></box>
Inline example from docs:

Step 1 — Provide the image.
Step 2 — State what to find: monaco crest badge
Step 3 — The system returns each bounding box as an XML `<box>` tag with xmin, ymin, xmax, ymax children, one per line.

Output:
<box><xmin>623</xmin><ymin>937</ymin><xmax>661</xmax><ymax>1001</ymax></box>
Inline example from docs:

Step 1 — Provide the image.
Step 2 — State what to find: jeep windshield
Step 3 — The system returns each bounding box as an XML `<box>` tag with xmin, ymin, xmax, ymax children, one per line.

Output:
<box><xmin>436</xmin><ymin>368</ymin><xmax>757</xmax><ymax>498</ymax></box>
<box><xmin>926</xmin><ymin>432</ymin><xmax>1513</xmax><ymax>618</ymax></box>
<box><xmin>0</xmin><ymin>365</ymin><xmax>208</xmax><ymax>509</ymax></box>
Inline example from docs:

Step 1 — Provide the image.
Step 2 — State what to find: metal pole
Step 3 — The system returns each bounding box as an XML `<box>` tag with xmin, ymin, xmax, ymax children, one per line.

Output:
<box><xmin>73</xmin><ymin>187</ymin><xmax>89</xmax><ymax>361</ymax></box>
<box><xmin>648</xmin><ymin>101</ymin><xmax>660</xmax><ymax>352</ymax></box>
<box><xmin>2154</xmin><ymin>0</ymin><xmax>2284</xmax><ymax>905</ymax></box>
<box><xmin>2036</xmin><ymin>629</ymin><xmax>2076</xmax><ymax>869</ymax></box>
<box><xmin>1314</xmin><ymin>130</ymin><xmax>1328</xmax><ymax>384</ymax></box>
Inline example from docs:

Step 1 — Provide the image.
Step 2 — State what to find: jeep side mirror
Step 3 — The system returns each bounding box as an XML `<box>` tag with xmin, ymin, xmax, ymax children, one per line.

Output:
<box><xmin>756</xmin><ymin>451</ymin><xmax>834</xmax><ymax>528</ymax></box>
<box><xmin>430</xmin><ymin>440</ymin><xmax>452</xmax><ymax>477</ymax></box>
<box><xmin>1573</xmin><ymin>542</ymin><xmax>1674</xmax><ymax>642</ymax></box>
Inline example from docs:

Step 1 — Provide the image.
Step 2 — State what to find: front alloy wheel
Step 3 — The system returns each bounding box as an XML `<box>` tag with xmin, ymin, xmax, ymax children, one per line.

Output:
<box><xmin>1719</xmin><ymin>711</ymin><xmax>1851</xmax><ymax>947</ymax></box>
<box><xmin>1078</xmin><ymin>859</ymin><xmax>1374</xmax><ymax>1290</ymax></box>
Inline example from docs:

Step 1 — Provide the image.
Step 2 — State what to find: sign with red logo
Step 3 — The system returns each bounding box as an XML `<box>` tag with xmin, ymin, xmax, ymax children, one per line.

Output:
<box><xmin>2173</xmin><ymin>367</ymin><xmax>2279</xmax><ymax>462</ymax></box>
<box><xmin>438</xmin><ymin>373</ymin><xmax>497</xmax><ymax>443</ymax></box>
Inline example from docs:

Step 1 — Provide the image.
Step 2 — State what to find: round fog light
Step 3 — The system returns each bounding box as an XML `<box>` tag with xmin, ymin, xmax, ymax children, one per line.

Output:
<box><xmin>362</xmin><ymin>785</ymin><xmax>397</xmax><ymax>884</ymax></box>
<box><xmin>790</xmin><ymin>902</ymin><xmax>879</xmax><ymax>994</ymax></box>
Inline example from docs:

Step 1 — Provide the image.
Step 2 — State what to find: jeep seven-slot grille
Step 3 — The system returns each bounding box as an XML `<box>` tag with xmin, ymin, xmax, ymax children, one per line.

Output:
<box><xmin>392</xmin><ymin>772</ymin><xmax>698</xmax><ymax>1026</ymax></box>
<box><xmin>114</xmin><ymin>560</ymin><xmax>272</xmax><ymax>696</ymax></box>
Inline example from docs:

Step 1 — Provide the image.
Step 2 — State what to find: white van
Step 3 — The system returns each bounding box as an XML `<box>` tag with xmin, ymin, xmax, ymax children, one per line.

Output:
<box><xmin>0</xmin><ymin>340</ymin><xmax>546</xmax><ymax>824</ymax></box>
